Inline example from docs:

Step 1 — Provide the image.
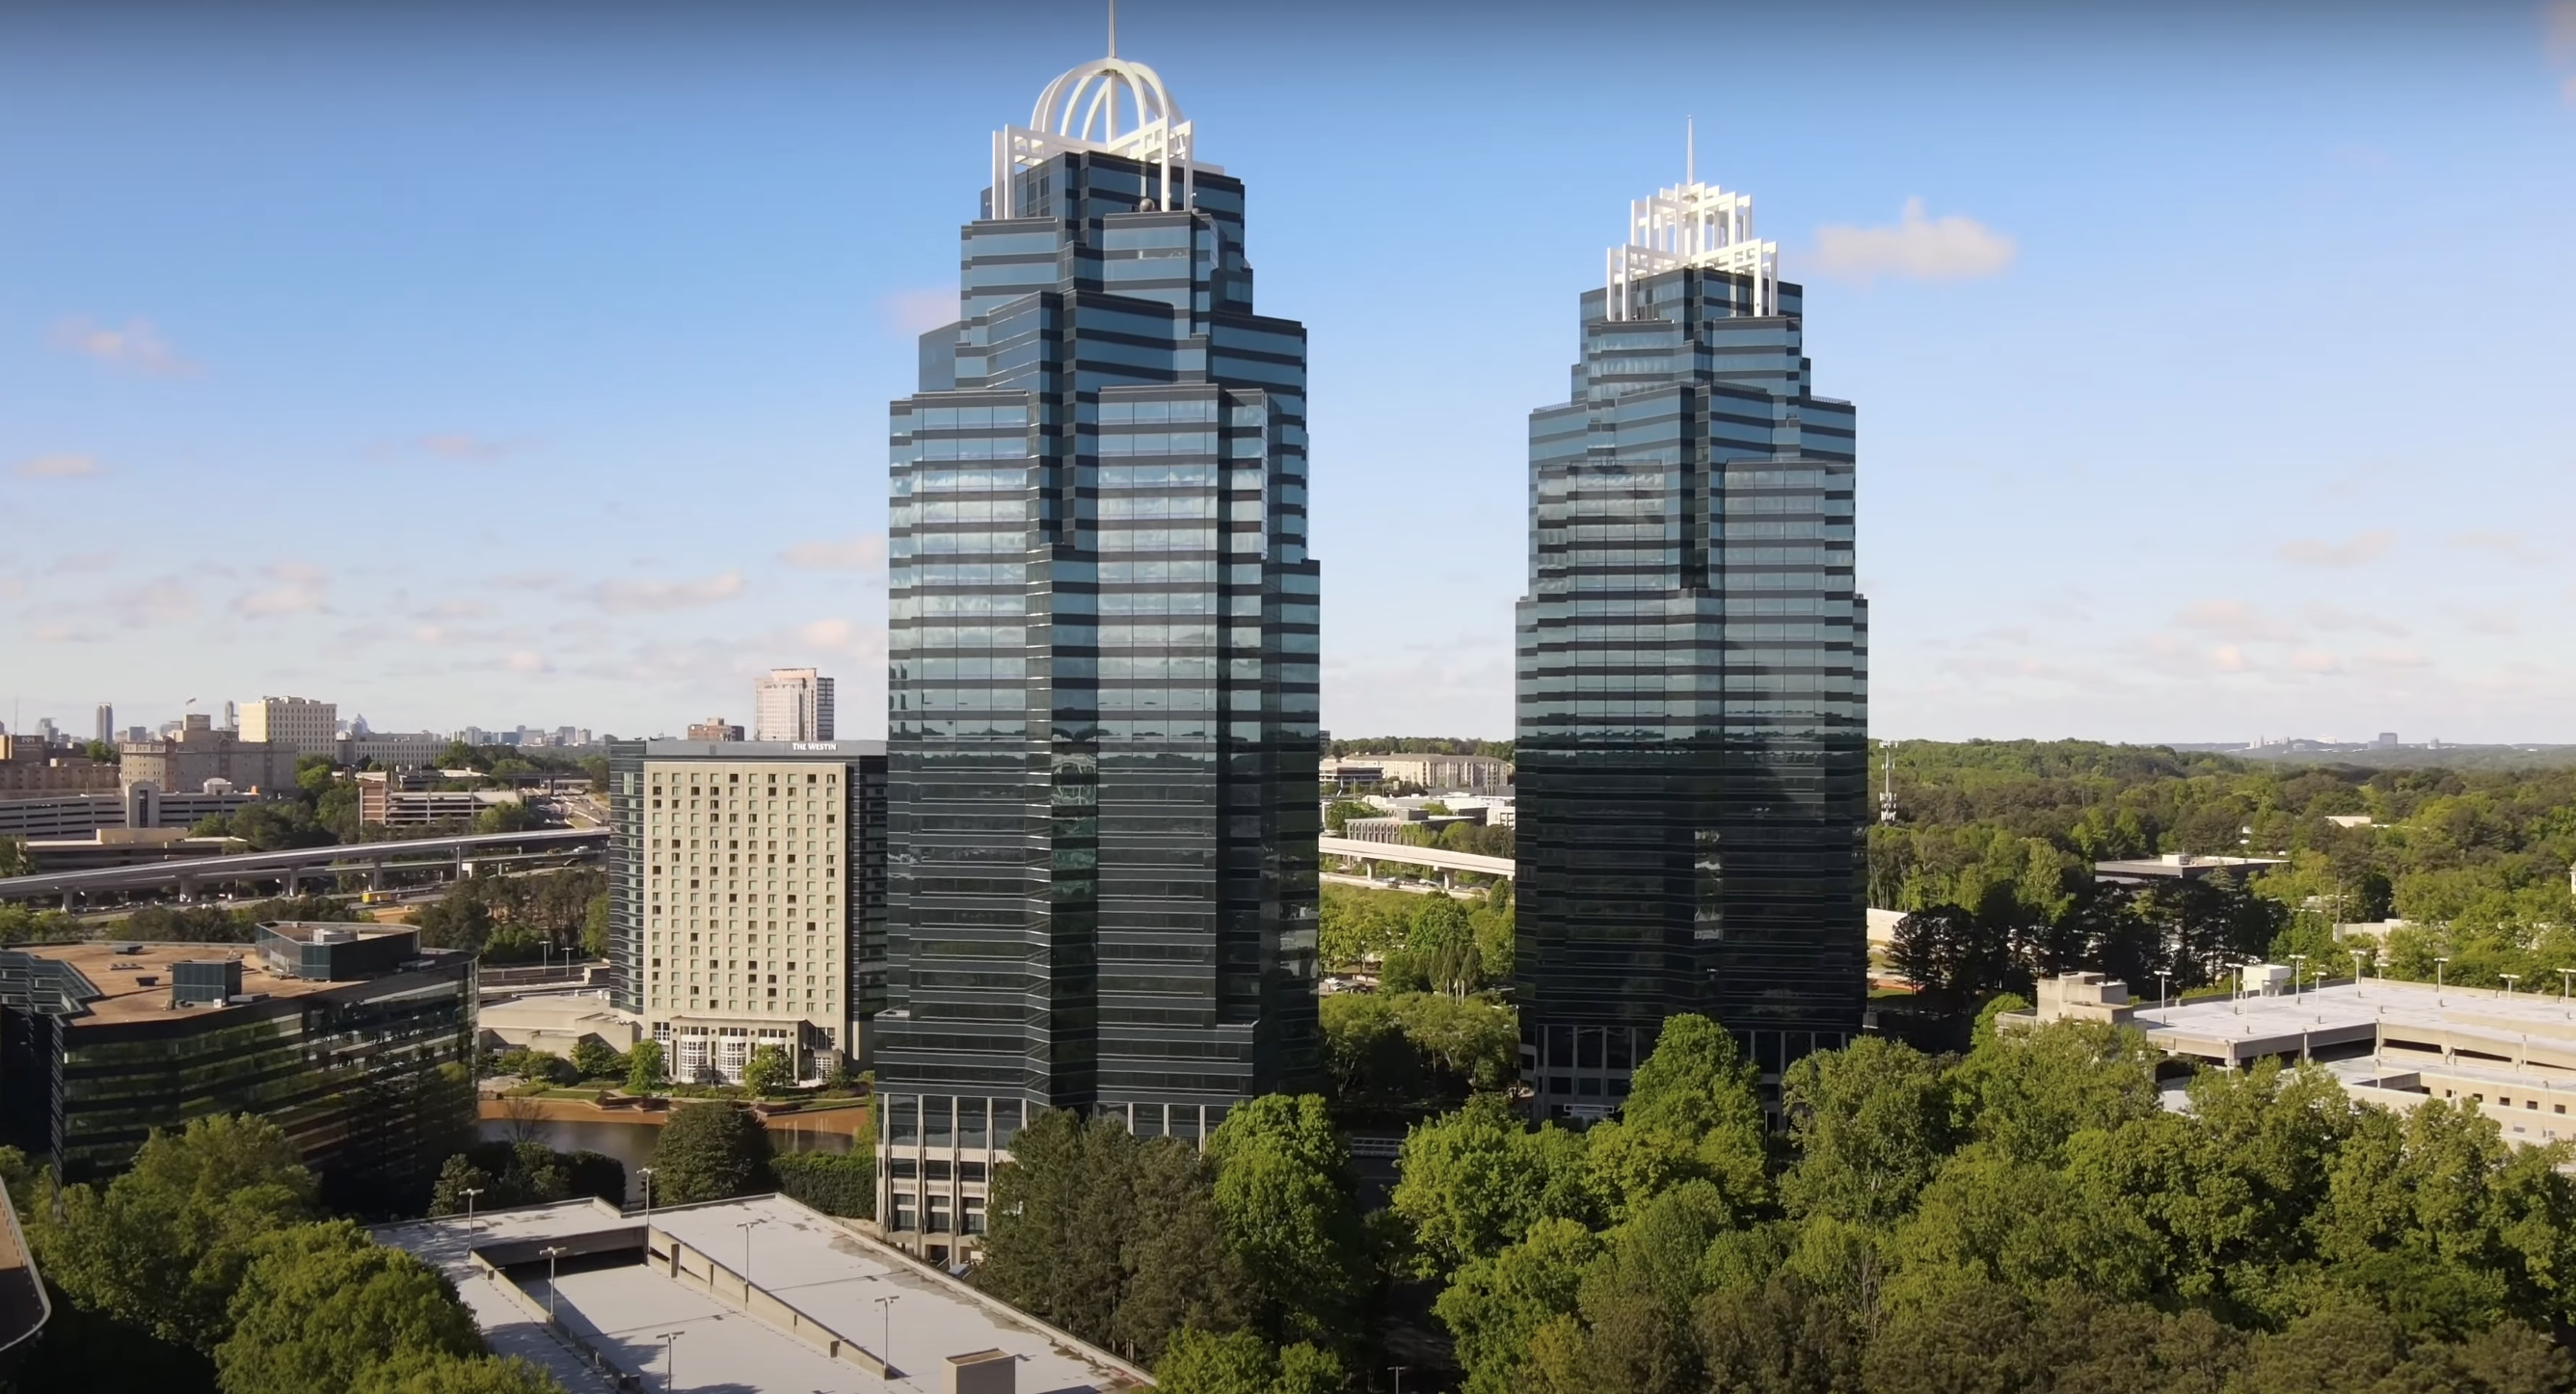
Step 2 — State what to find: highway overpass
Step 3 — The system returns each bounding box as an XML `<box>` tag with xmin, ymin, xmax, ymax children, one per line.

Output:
<box><xmin>0</xmin><ymin>827</ymin><xmax>608</xmax><ymax>909</ymax></box>
<box><xmin>1317</xmin><ymin>835</ymin><xmax>1513</xmax><ymax>883</ymax></box>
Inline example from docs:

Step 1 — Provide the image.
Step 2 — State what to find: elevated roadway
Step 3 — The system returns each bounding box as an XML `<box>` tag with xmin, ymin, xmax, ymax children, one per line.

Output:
<box><xmin>1317</xmin><ymin>835</ymin><xmax>1513</xmax><ymax>883</ymax></box>
<box><xmin>0</xmin><ymin>827</ymin><xmax>607</xmax><ymax>908</ymax></box>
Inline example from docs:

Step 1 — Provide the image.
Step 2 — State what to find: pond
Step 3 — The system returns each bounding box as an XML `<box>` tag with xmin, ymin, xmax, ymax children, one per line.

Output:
<box><xmin>476</xmin><ymin>1116</ymin><xmax>857</xmax><ymax>1205</ymax></box>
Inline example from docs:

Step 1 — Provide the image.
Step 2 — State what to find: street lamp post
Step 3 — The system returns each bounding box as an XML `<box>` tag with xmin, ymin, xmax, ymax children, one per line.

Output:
<box><xmin>638</xmin><ymin>1166</ymin><xmax>655</xmax><ymax>1218</ymax></box>
<box><xmin>2291</xmin><ymin>954</ymin><xmax>2308</xmax><ymax>999</ymax></box>
<box><xmin>2350</xmin><ymin>949</ymin><xmax>2367</xmax><ymax>991</ymax></box>
<box><xmin>2157</xmin><ymin>971</ymin><xmax>2171</xmax><ymax>1010</ymax></box>
<box><xmin>462</xmin><ymin>1187</ymin><xmax>482</xmax><ymax>1231</ymax></box>
<box><xmin>2561</xmin><ymin>968</ymin><xmax>2575</xmax><ymax>1009</ymax></box>
<box><xmin>656</xmin><ymin>1330</ymin><xmax>683</xmax><ymax>1393</ymax></box>
<box><xmin>2437</xmin><ymin>957</ymin><xmax>2450</xmax><ymax>1003</ymax></box>
<box><xmin>2504</xmin><ymin>974</ymin><xmax>2521</xmax><ymax>997</ymax></box>
<box><xmin>875</xmin><ymin>1295</ymin><xmax>899</xmax><ymax>1375</ymax></box>
<box><xmin>1391</xmin><ymin>1366</ymin><xmax>1409</xmax><ymax>1394</ymax></box>
<box><xmin>737</xmin><ymin>1217</ymin><xmax>768</xmax><ymax>1282</ymax></box>
<box><xmin>540</xmin><ymin>1246</ymin><xmax>568</xmax><ymax>1322</ymax></box>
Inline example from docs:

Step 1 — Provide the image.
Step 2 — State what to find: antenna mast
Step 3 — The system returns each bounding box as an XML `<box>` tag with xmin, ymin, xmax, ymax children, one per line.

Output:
<box><xmin>1108</xmin><ymin>0</ymin><xmax>1116</xmax><ymax>57</ymax></box>
<box><xmin>1878</xmin><ymin>744</ymin><xmax>1896</xmax><ymax>824</ymax></box>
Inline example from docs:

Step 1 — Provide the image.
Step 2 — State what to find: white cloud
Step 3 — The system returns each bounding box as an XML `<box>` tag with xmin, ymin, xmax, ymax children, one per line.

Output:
<box><xmin>2355</xmin><ymin>647</ymin><xmax>2431</xmax><ymax>671</ymax></box>
<box><xmin>13</xmin><ymin>453</ymin><xmax>102</xmax><ymax>479</ymax></box>
<box><xmin>47</xmin><ymin>550</ymin><xmax>118</xmax><ymax>574</ymax></box>
<box><xmin>589</xmin><ymin>571</ymin><xmax>746</xmax><ymax>614</ymax></box>
<box><xmin>2446</xmin><ymin>530</ymin><xmax>2549</xmax><ymax>565</ymax></box>
<box><xmin>1810</xmin><ymin>198</ymin><xmax>2017</xmax><ymax>283</ymax></box>
<box><xmin>798</xmin><ymin>617</ymin><xmax>886</xmax><ymax>660</ymax></box>
<box><xmin>2277</xmin><ymin>529</ymin><xmax>2394</xmax><ymax>568</ymax></box>
<box><xmin>2303</xmin><ymin>603</ymin><xmax>2407</xmax><ymax>637</ymax></box>
<box><xmin>235</xmin><ymin>563</ymin><xmax>331</xmax><ymax>618</ymax></box>
<box><xmin>2288</xmin><ymin>649</ymin><xmax>2346</xmax><ymax>674</ymax></box>
<box><xmin>504</xmin><ymin>650</ymin><xmax>551</xmax><ymax>673</ymax></box>
<box><xmin>781</xmin><ymin>533</ymin><xmax>888</xmax><ymax>572</ymax></box>
<box><xmin>881</xmin><ymin>286</ymin><xmax>961</xmax><ymax>335</ymax></box>
<box><xmin>2175</xmin><ymin>600</ymin><xmax>2295</xmax><ymax>643</ymax></box>
<box><xmin>112</xmin><ymin>578</ymin><xmax>200</xmax><ymax>628</ymax></box>
<box><xmin>48</xmin><ymin>316</ymin><xmax>198</xmax><ymax>377</ymax></box>
<box><xmin>490</xmin><ymin>570</ymin><xmax>569</xmax><ymax>592</ymax></box>
<box><xmin>419</xmin><ymin>433</ymin><xmax>521</xmax><ymax>462</ymax></box>
<box><xmin>2441</xmin><ymin>603</ymin><xmax>2521</xmax><ymax>636</ymax></box>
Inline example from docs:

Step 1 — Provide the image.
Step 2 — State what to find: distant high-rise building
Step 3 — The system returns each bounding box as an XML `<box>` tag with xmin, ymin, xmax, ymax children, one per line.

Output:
<box><xmin>685</xmin><ymin>716</ymin><xmax>745</xmax><ymax>742</ymax></box>
<box><xmin>2377</xmin><ymin>732</ymin><xmax>2400</xmax><ymax>748</ymax></box>
<box><xmin>1515</xmin><ymin>170</ymin><xmax>1867</xmax><ymax>1118</ymax></box>
<box><xmin>754</xmin><ymin>668</ymin><xmax>836</xmax><ymax>743</ymax></box>
<box><xmin>876</xmin><ymin>40</ymin><xmax>1323</xmax><ymax>1260</ymax></box>
<box><xmin>34</xmin><ymin>719</ymin><xmax>59</xmax><ymax>745</ymax></box>
<box><xmin>221</xmin><ymin>700</ymin><xmax>237</xmax><ymax>732</ymax></box>
<box><xmin>605</xmin><ymin>739</ymin><xmax>887</xmax><ymax>1084</ymax></box>
<box><xmin>239</xmin><ymin>696</ymin><xmax>338</xmax><ymax>760</ymax></box>
<box><xmin>94</xmin><ymin>705</ymin><xmax>112</xmax><ymax>745</ymax></box>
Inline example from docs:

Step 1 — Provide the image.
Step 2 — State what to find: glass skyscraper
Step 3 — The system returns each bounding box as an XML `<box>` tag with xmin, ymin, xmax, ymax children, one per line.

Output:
<box><xmin>1516</xmin><ymin>175</ymin><xmax>1867</xmax><ymax>1118</ymax></box>
<box><xmin>875</xmin><ymin>47</ymin><xmax>1321</xmax><ymax>1258</ymax></box>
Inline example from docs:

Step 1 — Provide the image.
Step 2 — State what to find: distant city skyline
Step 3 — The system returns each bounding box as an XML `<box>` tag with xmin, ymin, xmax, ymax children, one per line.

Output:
<box><xmin>5</xmin><ymin>2</ymin><xmax>2573</xmax><ymax>742</ymax></box>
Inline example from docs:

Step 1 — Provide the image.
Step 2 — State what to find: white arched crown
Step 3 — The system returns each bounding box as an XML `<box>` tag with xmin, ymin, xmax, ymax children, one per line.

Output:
<box><xmin>992</xmin><ymin>51</ymin><xmax>1212</xmax><ymax>220</ymax></box>
<box><xmin>1029</xmin><ymin>57</ymin><xmax>1185</xmax><ymax>150</ymax></box>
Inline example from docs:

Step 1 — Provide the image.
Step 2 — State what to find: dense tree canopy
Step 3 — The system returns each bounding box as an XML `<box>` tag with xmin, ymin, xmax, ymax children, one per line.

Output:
<box><xmin>1403</xmin><ymin>1011</ymin><xmax>2576</xmax><ymax>1394</ymax></box>
<box><xmin>1873</xmin><ymin>739</ymin><xmax>2576</xmax><ymax>995</ymax></box>
<box><xmin>647</xmin><ymin>1103</ymin><xmax>773</xmax><ymax>1204</ymax></box>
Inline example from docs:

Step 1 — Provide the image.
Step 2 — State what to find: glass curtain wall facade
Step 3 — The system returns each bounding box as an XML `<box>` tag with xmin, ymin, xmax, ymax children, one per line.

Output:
<box><xmin>1516</xmin><ymin>184</ymin><xmax>1867</xmax><ymax>1118</ymax></box>
<box><xmin>878</xmin><ymin>60</ymin><xmax>1321</xmax><ymax>1257</ymax></box>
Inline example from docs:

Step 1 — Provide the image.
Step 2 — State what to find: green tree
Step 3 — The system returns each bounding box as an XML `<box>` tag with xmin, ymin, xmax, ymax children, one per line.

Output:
<box><xmin>355</xmin><ymin>1353</ymin><xmax>570</xmax><ymax>1394</ymax></box>
<box><xmin>214</xmin><ymin>1220</ymin><xmax>483</xmax><ymax>1394</ymax></box>
<box><xmin>647</xmin><ymin>1104</ymin><xmax>773</xmax><ymax>1204</ymax></box>
<box><xmin>0</xmin><ymin>835</ymin><xmax>30</xmax><ymax>878</ymax></box>
<box><xmin>1954</xmin><ymin>1018</ymin><xmax>2160</xmax><ymax>1168</ymax></box>
<box><xmin>568</xmin><ymin>1036</ymin><xmax>626</xmax><ymax>1081</ymax></box>
<box><xmin>472</xmin><ymin>800</ymin><xmax>541</xmax><ymax>835</ymax></box>
<box><xmin>426</xmin><ymin>1155</ymin><xmax>497</xmax><ymax>1218</ymax></box>
<box><xmin>1153</xmin><ymin>1327</ymin><xmax>1345</xmax><ymax>1394</ymax></box>
<box><xmin>1409</xmin><ymin>894</ymin><xmax>1480</xmax><ymax>998</ymax></box>
<box><xmin>769</xmin><ymin>1150</ymin><xmax>875</xmax><ymax>1219</ymax></box>
<box><xmin>1393</xmin><ymin>1095</ymin><xmax>1593</xmax><ymax>1274</ymax></box>
<box><xmin>1582</xmin><ymin>1013</ymin><xmax>1770</xmax><ymax>1222</ymax></box>
<box><xmin>29</xmin><ymin>1114</ymin><xmax>318</xmax><ymax>1353</ymax></box>
<box><xmin>414</xmin><ymin>881</ymin><xmax>496</xmax><ymax>954</ymax></box>
<box><xmin>626</xmin><ymin>1038</ymin><xmax>667</xmax><ymax>1093</ymax></box>
<box><xmin>579</xmin><ymin>892</ymin><xmax>610</xmax><ymax>958</ymax></box>
<box><xmin>1323</xmin><ymin>799</ymin><xmax>1380</xmax><ymax>835</ymax></box>
<box><xmin>1433</xmin><ymin>1217</ymin><xmax>1601</xmax><ymax>1393</ymax></box>
<box><xmin>742</xmin><ymin>1044</ymin><xmax>796</xmax><ymax>1096</ymax></box>
<box><xmin>1780</xmin><ymin>1035</ymin><xmax>1954</xmax><ymax>1228</ymax></box>
<box><xmin>1207</xmin><ymin>1094</ymin><xmax>1364</xmax><ymax>1346</ymax></box>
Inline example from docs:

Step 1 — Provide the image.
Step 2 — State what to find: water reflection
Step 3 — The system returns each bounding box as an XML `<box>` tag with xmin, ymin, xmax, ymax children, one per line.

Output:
<box><xmin>476</xmin><ymin>1116</ymin><xmax>855</xmax><ymax>1204</ymax></box>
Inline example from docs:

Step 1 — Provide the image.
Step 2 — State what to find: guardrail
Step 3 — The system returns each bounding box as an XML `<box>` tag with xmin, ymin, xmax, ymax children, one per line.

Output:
<box><xmin>1317</xmin><ymin>835</ymin><xmax>1514</xmax><ymax>880</ymax></box>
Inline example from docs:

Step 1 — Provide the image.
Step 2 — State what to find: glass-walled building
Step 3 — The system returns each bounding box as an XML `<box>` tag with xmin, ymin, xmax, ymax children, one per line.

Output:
<box><xmin>877</xmin><ymin>46</ymin><xmax>1322</xmax><ymax>1261</ymax></box>
<box><xmin>0</xmin><ymin>926</ymin><xmax>474</xmax><ymax>1211</ymax></box>
<box><xmin>1516</xmin><ymin>176</ymin><xmax>1867</xmax><ymax>1118</ymax></box>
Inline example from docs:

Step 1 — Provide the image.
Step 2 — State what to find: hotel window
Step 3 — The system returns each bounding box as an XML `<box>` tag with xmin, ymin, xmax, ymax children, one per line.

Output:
<box><xmin>892</xmin><ymin>1193</ymin><xmax>917</xmax><ymax>1231</ymax></box>
<box><xmin>927</xmin><ymin>1194</ymin><xmax>953</xmax><ymax>1233</ymax></box>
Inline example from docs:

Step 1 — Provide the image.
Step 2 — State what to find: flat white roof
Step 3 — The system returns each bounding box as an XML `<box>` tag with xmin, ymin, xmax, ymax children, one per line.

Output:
<box><xmin>2136</xmin><ymin>978</ymin><xmax>2576</xmax><ymax>1060</ymax></box>
<box><xmin>376</xmin><ymin>1195</ymin><xmax>1147</xmax><ymax>1394</ymax></box>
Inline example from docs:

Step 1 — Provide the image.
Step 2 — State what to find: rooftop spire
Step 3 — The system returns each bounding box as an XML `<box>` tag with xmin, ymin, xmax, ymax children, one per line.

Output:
<box><xmin>1108</xmin><ymin>0</ymin><xmax>1116</xmax><ymax>58</ymax></box>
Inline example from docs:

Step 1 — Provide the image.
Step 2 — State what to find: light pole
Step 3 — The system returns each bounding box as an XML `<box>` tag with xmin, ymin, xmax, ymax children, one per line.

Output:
<box><xmin>2290</xmin><ymin>953</ymin><xmax>2307</xmax><ymax>999</ymax></box>
<box><xmin>736</xmin><ymin>1216</ymin><xmax>769</xmax><ymax>1282</ymax></box>
<box><xmin>1391</xmin><ymin>1366</ymin><xmax>1409</xmax><ymax>1394</ymax></box>
<box><xmin>462</xmin><ymin>1187</ymin><xmax>483</xmax><ymax>1231</ymax></box>
<box><xmin>540</xmin><ymin>1246</ymin><xmax>568</xmax><ymax>1321</ymax></box>
<box><xmin>638</xmin><ymin>1166</ymin><xmax>655</xmax><ymax>1218</ymax></box>
<box><xmin>2350</xmin><ymin>949</ymin><xmax>2367</xmax><ymax>991</ymax></box>
<box><xmin>2437</xmin><ymin>956</ymin><xmax>2450</xmax><ymax>1004</ymax></box>
<box><xmin>874</xmin><ymin>1295</ymin><xmax>899</xmax><ymax>1374</ymax></box>
<box><xmin>657</xmin><ymin>1330</ymin><xmax>684</xmax><ymax>1393</ymax></box>
<box><xmin>2561</xmin><ymin>968</ymin><xmax>2574</xmax><ymax>1009</ymax></box>
<box><xmin>2156</xmin><ymin>971</ymin><xmax>2171</xmax><ymax>1010</ymax></box>
<box><xmin>2504</xmin><ymin>974</ymin><xmax>2521</xmax><ymax>998</ymax></box>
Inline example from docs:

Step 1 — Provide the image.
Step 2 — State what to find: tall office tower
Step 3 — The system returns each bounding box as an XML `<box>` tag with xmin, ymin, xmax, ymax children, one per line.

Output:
<box><xmin>605</xmin><ymin>738</ymin><xmax>888</xmax><ymax>1080</ymax></box>
<box><xmin>875</xmin><ymin>43</ymin><xmax>1322</xmax><ymax>1259</ymax></box>
<box><xmin>1515</xmin><ymin>173</ymin><xmax>1867</xmax><ymax>1119</ymax></box>
<box><xmin>238</xmin><ymin>696</ymin><xmax>338</xmax><ymax>759</ymax></box>
<box><xmin>754</xmin><ymin>667</ymin><xmax>837</xmax><ymax>743</ymax></box>
<box><xmin>94</xmin><ymin>705</ymin><xmax>112</xmax><ymax>745</ymax></box>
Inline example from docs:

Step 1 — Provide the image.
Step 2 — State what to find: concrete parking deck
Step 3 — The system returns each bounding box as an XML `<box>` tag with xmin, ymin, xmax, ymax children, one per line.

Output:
<box><xmin>378</xmin><ymin>1195</ymin><xmax>1149</xmax><ymax>1393</ymax></box>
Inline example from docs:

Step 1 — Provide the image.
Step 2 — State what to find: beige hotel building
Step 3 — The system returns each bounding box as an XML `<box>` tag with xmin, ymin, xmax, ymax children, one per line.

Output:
<box><xmin>606</xmin><ymin>739</ymin><xmax>887</xmax><ymax>1085</ymax></box>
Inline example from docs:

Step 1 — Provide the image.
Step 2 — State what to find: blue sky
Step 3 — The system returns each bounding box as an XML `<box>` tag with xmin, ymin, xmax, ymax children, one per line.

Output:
<box><xmin>4</xmin><ymin>1</ymin><xmax>2573</xmax><ymax>744</ymax></box>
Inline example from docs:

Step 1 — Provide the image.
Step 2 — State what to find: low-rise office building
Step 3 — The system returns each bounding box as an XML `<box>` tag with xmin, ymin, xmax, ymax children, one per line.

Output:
<box><xmin>1320</xmin><ymin>753</ymin><xmax>1514</xmax><ymax>791</ymax></box>
<box><xmin>238</xmin><ymin>696</ymin><xmax>338</xmax><ymax>759</ymax></box>
<box><xmin>2092</xmin><ymin>852</ymin><xmax>2284</xmax><ymax>886</ymax></box>
<box><xmin>606</xmin><ymin>739</ymin><xmax>887</xmax><ymax>1086</ymax></box>
<box><xmin>120</xmin><ymin>715</ymin><xmax>296</xmax><ymax>795</ymax></box>
<box><xmin>2015</xmin><ymin>969</ymin><xmax>2576</xmax><ymax>1148</ymax></box>
<box><xmin>0</xmin><ymin>924</ymin><xmax>474</xmax><ymax>1203</ymax></box>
